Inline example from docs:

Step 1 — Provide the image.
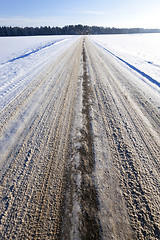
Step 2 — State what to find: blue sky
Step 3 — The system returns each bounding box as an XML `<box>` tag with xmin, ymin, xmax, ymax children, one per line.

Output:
<box><xmin>0</xmin><ymin>0</ymin><xmax>160</xmax><ymax>28</ymax></box>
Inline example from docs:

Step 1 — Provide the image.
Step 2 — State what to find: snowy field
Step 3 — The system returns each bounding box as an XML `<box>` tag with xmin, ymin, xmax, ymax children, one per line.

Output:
<box><xmin>0</xmin><ymin>35</ymin><xmax>160</xmax><ymax>239</ymax></box>
<box><xmin>1</xmin><ymin>33</ymin><xmax>159</xmax><ymax>112</ymax></box>
<box><xmin>89</xmin><ymin>33</ymin><xmax>160</xmax><ymax>89</ymax></box>
<box><xmin>0</xmin><ymin>35</ymin><xmax>80</xmax><ymax>111</ymax></box>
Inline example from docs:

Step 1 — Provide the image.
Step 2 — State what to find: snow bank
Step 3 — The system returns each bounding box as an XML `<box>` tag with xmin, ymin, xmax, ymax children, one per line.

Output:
<box><xmin>89</xmin><ymin>33</ymin><xmax>160</xmax><ymax>87</ymax></box>
<box><xmin>0</xmin><ymin>35</ymin><xmax>80</xmax><ymax>111</ymax></box>
<box><xmin>0</xmin><ymin>36</ymin><xmax>73</xmax><ymax>64</ymax></box>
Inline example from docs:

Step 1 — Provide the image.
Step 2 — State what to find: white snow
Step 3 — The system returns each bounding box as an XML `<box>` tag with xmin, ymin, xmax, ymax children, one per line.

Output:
<box><xmin>0</xmin><ymin>35</ymin><xmax>80</xmax><ymax>111</ymax></box>
<box><xmin>89</xmin><ymin>33</ymin><xmax>160</xmax><ymax>88</ymax></box>
<box><xmin>0</xmin><ymin>34</ymin><xmax>160</xmax><ymax>111</ymax></box>
<box><xmin>0</xmin><ymin>35</ymin><xmax>74</xmax><ymax>64</ymax></box>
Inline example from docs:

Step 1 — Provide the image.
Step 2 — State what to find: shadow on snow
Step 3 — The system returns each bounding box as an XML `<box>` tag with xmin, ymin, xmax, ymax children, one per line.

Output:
<box><xmin>95</xmin><ymin>42</ymin><xmax>160</xmax><ymax>89</ymax></box>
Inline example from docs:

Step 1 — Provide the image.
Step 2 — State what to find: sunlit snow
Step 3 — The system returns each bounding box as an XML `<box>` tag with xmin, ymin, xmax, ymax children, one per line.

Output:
<box><xmin>89</xmin><ymin>33</ymin><xmax>160</xmax><ymax>86</ymax></box>
<box><xmin>0</xmin><ymin>35</ymin><xmax>80</xmax><ymax>111</ymax></box>
<box><xmin>0</xmin><ymin>33</ymin><xmax>160</xmax><ymax>111</ymax></box>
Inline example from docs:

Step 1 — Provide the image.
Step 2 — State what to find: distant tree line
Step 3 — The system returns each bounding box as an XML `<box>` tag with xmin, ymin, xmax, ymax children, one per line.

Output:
<box><xmin>0</xmin><ymin>25</ymin><xmax>160</xmax><ymax>36</ymax></box>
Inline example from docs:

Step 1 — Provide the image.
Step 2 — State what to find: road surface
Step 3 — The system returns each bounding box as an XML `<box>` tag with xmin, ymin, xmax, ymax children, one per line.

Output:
<box><xmin>0</xmin><ymin>37</ymin><xmax>160</xmax><ymax>239</ymax></box>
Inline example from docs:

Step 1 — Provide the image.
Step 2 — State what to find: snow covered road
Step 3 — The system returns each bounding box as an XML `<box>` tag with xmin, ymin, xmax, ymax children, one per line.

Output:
<box><xmin>0</xmin><ymin>36</ymin><xmax>160</xmax><ymax>239</ymax></box>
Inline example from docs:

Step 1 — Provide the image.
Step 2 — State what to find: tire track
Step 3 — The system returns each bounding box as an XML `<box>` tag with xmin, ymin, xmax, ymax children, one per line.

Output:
<box><xmin>0</xmin><ymin>38</ymin><xmax>82</xmax><ymax>239</ymax></box>
<box><xmin>1</xmin><ymin>36</ymin><xmax>160</xmax><ymax>240</ymax></box>
<box><xmin>85</xmin><ymin>37</ymin><xmax>160</xmax><ymax>239</ymax></box>
<box><xmin>60</xmin><ymin>39</ymin><xmax>102</xmax><ymax>240</ymax></box>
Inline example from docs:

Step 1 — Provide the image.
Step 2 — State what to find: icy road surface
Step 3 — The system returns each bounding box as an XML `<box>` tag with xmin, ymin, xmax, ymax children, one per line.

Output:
<box><xmin>0</xmin><ymin>36</ymin><xmax>160</xmax><ymax>239</ymax></box>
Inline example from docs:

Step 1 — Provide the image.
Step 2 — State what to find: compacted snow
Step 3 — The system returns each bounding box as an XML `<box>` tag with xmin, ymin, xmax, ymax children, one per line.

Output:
<box><xmin>89</xmin><ymin>33</ymin><xmax>160</xmax><ymax>85</ymax></box>
<box><xmin>0</xmin><ymin>35</ymin><xmax>80</xmax><ymax>111</ymax></box>
<box><xmin>0</xmin><ymin>34</ymin><xmax>160</xmax><ymax>239</ymax></box>
<box><xmin>1</xmin><ymin>33</ymin><xmax>159</xmax><ymax>112</ymax></box>
<box><xmin>89</xmin><ymin>33</ymin><xmax>160</xmax><ymax>109</ymax></box>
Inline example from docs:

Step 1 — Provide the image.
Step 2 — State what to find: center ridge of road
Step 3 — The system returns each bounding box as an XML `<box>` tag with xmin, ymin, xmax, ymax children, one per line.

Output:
<box><xmin>0</xmin><ymin>37</ymin><xmax>160</xmax><ymax>239</ymax></box>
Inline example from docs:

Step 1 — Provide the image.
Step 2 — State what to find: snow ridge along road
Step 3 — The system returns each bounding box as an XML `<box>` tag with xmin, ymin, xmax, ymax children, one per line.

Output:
<box><xmin>0</xmin><ymin>36</ymin><xmax>160</xmax><ymax>239</ymax></box>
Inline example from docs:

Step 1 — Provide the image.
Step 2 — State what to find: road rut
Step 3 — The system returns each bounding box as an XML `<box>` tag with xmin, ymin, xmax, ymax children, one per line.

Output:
<box><xmin>0</xmin><ymin>36</ymin><xmax>160</xmax><ymax>239</ymax></box>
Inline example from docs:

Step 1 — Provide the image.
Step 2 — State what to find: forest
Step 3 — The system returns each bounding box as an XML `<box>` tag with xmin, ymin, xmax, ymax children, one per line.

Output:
<box><xmin>0</xmin><ymin>24</ymin><xmax>160</xmax><ymax>36</ymax></box>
